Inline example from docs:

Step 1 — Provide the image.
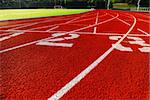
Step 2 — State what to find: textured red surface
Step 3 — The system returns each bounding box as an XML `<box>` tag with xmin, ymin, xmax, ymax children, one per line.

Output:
<box><xmin>0</xmin><ymin>10</ymin><xmax>149</xmax><ymax>99</ymax></box>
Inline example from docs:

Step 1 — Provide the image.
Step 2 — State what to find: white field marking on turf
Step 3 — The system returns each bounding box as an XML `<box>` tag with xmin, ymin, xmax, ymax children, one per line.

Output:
<box><xmin>0</xmin><ymin>13</ymin><xmax>118</xmax><ymax>53</ymax></box>
<box><xmin>93</xmin><ymin>12</ymin><xmax>99</xmax><ymax>34</ymax></box>
<box><xmin>48</xmin><ymin>14</ymin><xmax>137</xmax><ymax>100</ymax></box>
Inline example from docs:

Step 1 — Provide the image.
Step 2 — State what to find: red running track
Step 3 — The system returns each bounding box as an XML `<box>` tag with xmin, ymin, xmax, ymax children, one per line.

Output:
<box><xmin>0</xmin><ymin>10</ymin><xmax>150</xmax><ymax>100</ymax></box>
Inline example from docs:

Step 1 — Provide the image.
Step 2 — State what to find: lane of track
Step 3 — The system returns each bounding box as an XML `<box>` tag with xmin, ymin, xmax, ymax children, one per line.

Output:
<box><xmin>0</xmin><ymin>10</ymin><xmax>149</xmax><ymax>99</ymax></box>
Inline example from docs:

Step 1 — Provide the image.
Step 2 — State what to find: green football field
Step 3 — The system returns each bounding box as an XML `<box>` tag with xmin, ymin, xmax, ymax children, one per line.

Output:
<box><xmin>0</xmin><ymin>9</ymin><xmax>90</xmax><ymax>21</ymax></box>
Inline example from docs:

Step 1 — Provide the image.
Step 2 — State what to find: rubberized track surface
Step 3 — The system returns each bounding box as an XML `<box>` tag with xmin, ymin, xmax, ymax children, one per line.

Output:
<box><xmin>0</xmin><ymin>10</ymin><xmax>150</xmax><ymax>99</ymax></box>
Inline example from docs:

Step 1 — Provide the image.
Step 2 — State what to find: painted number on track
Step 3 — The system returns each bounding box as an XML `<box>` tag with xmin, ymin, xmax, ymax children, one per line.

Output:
<box><xmin>36</xmin><ymin>33</ymin><xmax>80</xmax><ymax>47</ymax></box>
<box><xmin>109</xmin><ymin>36</ymin><xmax>150</xmax><ymax>53</ymax></box>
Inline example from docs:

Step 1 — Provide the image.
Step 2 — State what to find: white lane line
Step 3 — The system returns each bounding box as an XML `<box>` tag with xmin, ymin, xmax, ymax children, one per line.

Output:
<box><xmin>48</xmin><ymin>14</ymin><xmax>137</xmax><ymax>100</ymax></box>
<box><xmin>78</xmin><ymin>32</ymin><xmax>148</xmax><ymax>37</ymax></box>
<box><xmin>0</xmin><ymin>36</ymin><xmax>54</xmax><ymax>53</ymax></box>
<box><xmin>1</xmin><ymin>30</ymin><xmax>148</xmax><ymax>37</ymax></box>
<box><xmin>117</xmin><ymin>17</ymin><xmax>131</xmax><ymax>26</ymax></box>
<box><xmin>115</xmin><ymin>15</ymin><xmax>150</xmax><ymax>37</ymax></box>
<box><xmin>0</xmin><ymin>13</ymin><xmax>118</xmax><ymax>53</ymax></box>
<box><xmin>0</xmin><ymin>32</ymin><xmax>24</xmax><ymax>41</ymax></box>
<box><xmin>137</xmin><ymin>28</ymin><xmax>150</xmax><ymax>36</ymax></box>
<box><xmin>2</xmin><ymin>13</ymin><xmax>107</xmax><ymax>33</ymax></box>
<box><xmin>46</xmin><ymin>26</ymin><xmax>60</xmax><ymax>32</ymax></box>
<box><xmin>44</xmin><ymin>14</ymin><xmax>88</xmax><ymax>32</ymax></box>
<box><xmin>93</xmin><ymin>12</ymin><xmax>99</xmax><ymax>34</ymax></box>
<box><xmin>0</xmin><ymin>32</ymin><xmax>14</xmax><ymax>36</ymax></box>
<box><xmin>65</xmin><ymin>14</ymin><xmax>118</xmax><ymax>34</ymax></box>
<box><xmin>0</xmin><ymin>15</ymin><xmax>79</xmax><ymax>29</ymax></box>
<box><xmin>44</xmin><ymin>12</ymin><xmax>102</xmax><ymax>32</ymax></box>
<box><xmin>71</xmin><ymin>13</ymin><xmax>107</xmax><ymax>24</ymax></box>
<box><xmin>135</xmin><ymin>13</ymin><xmax>150</xmax><ymax>19</ymax></box>
<box><xmin>34</xmin><ymin>13</ymin><xmax>103</xmax><ymax>31</ymax></box>
<box><xmin>138</xmin><ymin>18</ymin><xmax>150</xmax><ymax>23</ymax></box>
<box><xmin>36</xmin><ymin>42</ymin><xmax>73</xmax><ymax>48</ymax></box>
<box><xmin>27</xmin><ymin>12</ymin><xmax>95</xmax><ymax>32</ymax></box>
<box><xmin>0</xmin><ymin>11</ymin><xmax>95</xmax><ymax>41</ymax></box>
<box><xmin>8</xmin><ymin>17</ymin><xmax>72</xmax><ymax>30</ymax></box>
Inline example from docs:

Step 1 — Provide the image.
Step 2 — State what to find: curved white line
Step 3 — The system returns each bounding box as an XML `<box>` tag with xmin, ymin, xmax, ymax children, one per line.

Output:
<box><xmin>48</xmin><ymin>13</ymin><xmax>136</xmax><ymax>100</ymax></box>
<box><xmin>0</xmin><ymin>13</ymin><xmax>118</xmax><ymax>53</ymax></box>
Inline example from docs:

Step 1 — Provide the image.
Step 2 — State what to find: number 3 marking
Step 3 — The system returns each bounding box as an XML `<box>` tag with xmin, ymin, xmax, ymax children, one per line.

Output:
<box><xmin>109</xmin><ymin>36</ymin><xmax>150</xmax><ymax>53</ymax></box>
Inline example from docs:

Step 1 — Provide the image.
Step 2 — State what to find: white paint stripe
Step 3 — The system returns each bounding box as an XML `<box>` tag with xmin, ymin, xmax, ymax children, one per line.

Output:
<box><xmin>71</xmin><ymin>13</ymin><xmax>107</xmax><ymax>24</ymax></box>
<box><xmin>78</xmin><ymin>32</ymin><xmax>148</xmax><ymax>37</ymax></box>
<box><xmin>0</xmin><ymin>32</ymin><xmax>14</xmax><ymax>36</ymax></box>
<box><xmin>36</xmin><ymin>42</ymin><xmax>73</xmax><ymax>47</ymax></box>
<box><xmin>46</xmin><ymin>26</ymin><xmax>59</xmax><ymax>32</ymax></box>
<box><xmin>48</xmin><ymin>14</ymin><xmax>136</xmax><ymax>100</ymax></box>
<box><xmin>0</xmin><ymin>30</ymin><xmax>148</xmax><ymax>37</ymax></box>
<box><xmin>93</xmin><ymin>12</ymin><xmax>99</xmax><ymax>34</ymax></box>
<box><xmin>108</xmin><ymin>13</ymin><xmax>131</xmax><ymax>26</ymax></box>
<box><xmin>0</xmin><ymin>18</ymin><xmax>52</xmax><ymax>28</ymax></box>
<box><xmin>135</xmin><ymin>13</ymin><xmax>150</xmax><ymax>19</ymax></box>
<box><xmin>31</xmin><ymin>12</ymin><xmax>100</xmax><ymax>31</ymax></box>
<box><xmin>0</xmin><ymin>16</ymin><xmax>74</xmax><ymax>29</ymax></box>
<box><xmin>0</xmin><ymin>11</ymin><xmax>93</xmax><ymax>38</ymax></box>
<box><xmin>138</xmin><ymin>18</ymin><xmax>150</xmax><ymax>23</ymax></box>
<box><xmin>25</xmin><ymin>13</ymin><xmax>112</xmax><ymax>34</ymax></box>
<box><xmin>0</xmin><ymin>32</ymin><xmax>24</xmax><ymax>41</ymax></box>
<box><xmin>0</xmin><ymin>13</ymin><xmax>117</xmax><ymax>53</ymax></box>
<box><xmin>44</xmin><ymin>13</ymin><xmax>95</xmax><ymax>32</ymax></box>
<box><xmin>26</xmin><ymin>12</ymin><xmax>95</xmax><ymax>31</ymax></box>
<box><xmin>65</xmin><ymin>14</ymin><xmax>118</xmax><ymax>34</ymax></box>
<box><xmin>137</xmin><ymin>28</ymin><xmax>150</xmax><ymax>36</ymax></box>
<box><xmin>0</xmin><ymin>36</ymin><xmax>54</xmax><ymax>53</ymax></box>
<box><xmin>117</xmin><ymin>17</ymin><xmax>131</xmax><ymax>26</ymax></box>
<box><xmin>1</xmin><ymin>11</ymin><xmax>99</xmax><ymax>33</ymax></box>
<box><xmin>114</xmin><ymin>15</ymin><xmax>150</xmax><ymax>37</ymax></box>
<box><xmin>8</xmin><ymin>18</ymin><xmax>67</xmax><ymax>30</ymax></box>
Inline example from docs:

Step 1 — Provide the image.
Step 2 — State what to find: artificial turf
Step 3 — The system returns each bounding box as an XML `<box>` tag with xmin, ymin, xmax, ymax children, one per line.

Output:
<box><xmin>0</xmin><ymin>9</ymin><xmax>90</xmax><ymax>21</ymax></box>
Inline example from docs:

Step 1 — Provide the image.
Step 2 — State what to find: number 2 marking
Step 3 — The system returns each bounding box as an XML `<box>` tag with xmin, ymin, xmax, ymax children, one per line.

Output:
<box><xmin>36</xmin><ymin>33</ymin><xmax>80</xmax><ymax>47</ymax></box>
